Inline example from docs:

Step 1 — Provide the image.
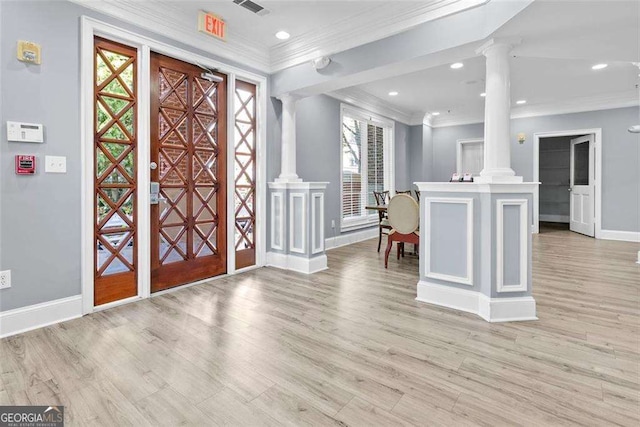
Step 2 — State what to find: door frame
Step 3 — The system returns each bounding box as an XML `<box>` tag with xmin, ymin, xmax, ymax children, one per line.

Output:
<box><xmin>80</xmin><ymin>17</ymin><xmax>268</xmax><ymax>314</ymax></box>
<box><xmin>533</xmin><ymin>128</ymin><xmax>602</xmax><ymax>237</ymax></box>
<box><xmin>456</xmin><ymin>138</ymin><xmax>484</xmax><ymax>175</ymax></box>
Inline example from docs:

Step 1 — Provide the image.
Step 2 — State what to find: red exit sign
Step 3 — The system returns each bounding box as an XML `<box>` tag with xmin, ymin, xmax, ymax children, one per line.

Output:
<box><xmin>198</xmin><ymin>11</ymin><xmax>226</xmax><ymax>41</ymax></box>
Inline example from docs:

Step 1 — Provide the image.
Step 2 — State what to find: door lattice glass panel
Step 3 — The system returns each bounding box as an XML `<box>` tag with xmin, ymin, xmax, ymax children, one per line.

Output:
<box><xmin>151</xmin><ymin>53</ymin><xmax>227</xmax><ymax>292</ymax></box>
<box><xmin>234</xmin><ymin>81</ymin><xmax>257</xmax><ymax>269</ymax></box>
<box><xmin>94</xmin><ymin>37</ymin><xmax>138</xmax><ymax>306</ymax></box>
<box><xmin>157</xmin><ymin>66</ymin><xmax>190</xmax><ymax>264</ymax></box>
<box><xmin>192</xmin><ymin>76</ymin><xmax>219</xmax><ymax>258</ymax></box>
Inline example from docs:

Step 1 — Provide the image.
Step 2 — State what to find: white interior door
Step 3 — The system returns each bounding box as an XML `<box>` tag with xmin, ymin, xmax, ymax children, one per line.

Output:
<box><xmin>569</xmin><ymin>135</ymin><xmax>595</xmax><ymax>236</ymax></box>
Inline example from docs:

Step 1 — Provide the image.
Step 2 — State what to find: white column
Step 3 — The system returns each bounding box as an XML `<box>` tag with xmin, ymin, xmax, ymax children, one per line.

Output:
<box><xmin>476</xmin><ymin>38</ymin><xmax>522</xmax><ymax>183</ymax></box>
<box><xmin>276</xmin><ymin>94</ymin><xmax>302</xmax><ymax>183</ymax></box>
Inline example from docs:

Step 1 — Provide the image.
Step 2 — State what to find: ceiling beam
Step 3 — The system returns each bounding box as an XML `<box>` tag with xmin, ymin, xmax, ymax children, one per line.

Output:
<box><xmin>270</xmin><ymin>0</ymin><xmax>534</xmax><ymax>97</ymax></box>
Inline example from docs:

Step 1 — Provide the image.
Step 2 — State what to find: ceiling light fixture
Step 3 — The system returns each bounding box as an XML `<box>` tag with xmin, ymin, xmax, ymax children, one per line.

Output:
<box><xmin>480</xmin><ymin>92</ymin><xmax>486</xmax><ymax>97</ymax></box>
<box><xmin>591</xmin><ymin>63</ymin><xmax>608</xmax><ymax>70</ymax></box>
<box><xmin>450</xmin><ymin>62</ymin><xmax>464</xmax><ymax>69</ymax></box>
<box><xmin>516</xmin><ymin>99</ymin><xmax>527</xmax><ymax>105</ymax></box>
<box><xmin>388</xmin><ymin>91</ymin><xmax>398</xmax><ymax>96</ymax></box>
<box><xmin>275</xmin><ymin>30</ymin><xmax>290</xmax><ymax>40</ymax></box>
<box><xmin>311</xmin><ymin>56</ymin><xmax>331</xmax><ymax>70</ymax></box>
<box><xmin>431</xmin><ymin>112</ymin><xmax>440</xmax><ymax>116</ymax></box>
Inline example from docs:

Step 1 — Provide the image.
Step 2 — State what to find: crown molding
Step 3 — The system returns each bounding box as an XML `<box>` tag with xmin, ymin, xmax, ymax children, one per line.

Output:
<box><xmin>268</xmin><ymin>0</ymin><xmax>489</xmax><ymax>72</ymax></box>
<box><xmin>69</xmin><ymin>0</ymin><xmax>271</xmax><ymax>72</ymax></box>
<box><xmin>431</xmin><ymin>90</ymin><xmax>640</xmax><ymax>128</ymax></box>
<box><xmin>328</xmin><ymin>87</ymin><xmax>425</xmax><ymax>126</ymax></box>
<box><xmin>69</xmin><ymin>0</ymin><xmax>488</xmax><ymax>73</ymax></box>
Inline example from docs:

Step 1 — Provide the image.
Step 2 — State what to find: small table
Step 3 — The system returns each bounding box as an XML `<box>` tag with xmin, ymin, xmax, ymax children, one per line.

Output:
<box><xmin>365</xmin><ymin>205</ymin><xmax>388</xmax><ymax>212</ymax></box>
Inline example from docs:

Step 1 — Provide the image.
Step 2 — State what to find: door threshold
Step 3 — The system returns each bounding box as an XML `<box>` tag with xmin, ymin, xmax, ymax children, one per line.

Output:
<box><xmin>150</xmin><ymin>264</ymin><xmax>263</xmax><ymax>298</ymax></box>
<box><xmin>92</xmin><ymin>295</ymin><xmax>144</xmax><ymax>313</ymax></box>
<box><xmin>89</xmin><ymin>264</ymin><xmax>264</xmax><ymax>313</ymax></box>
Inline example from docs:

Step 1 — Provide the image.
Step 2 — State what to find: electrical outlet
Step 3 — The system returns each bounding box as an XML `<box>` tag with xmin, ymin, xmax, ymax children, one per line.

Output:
<box><xmin>0</xmin><ymin>270</ymin><xmax>11</xmax><ymax>289</ymax></box>
<box><xmin>331</xmin><ymin>219</ymin><xmax>336</xmax><ymax>229</ymax></box>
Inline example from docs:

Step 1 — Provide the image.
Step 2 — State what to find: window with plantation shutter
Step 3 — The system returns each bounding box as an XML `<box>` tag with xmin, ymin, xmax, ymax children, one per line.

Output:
<box><xmin>340</xmin><ymin>105</ymin><xmax>394</xmax><ymax>231</ymax></box>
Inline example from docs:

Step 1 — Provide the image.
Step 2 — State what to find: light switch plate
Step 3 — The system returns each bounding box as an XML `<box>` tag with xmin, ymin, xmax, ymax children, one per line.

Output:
<box><xmin>45</xmin><ymin>155</ymin><xmax>66</xmax><ymax>173</ymax></box>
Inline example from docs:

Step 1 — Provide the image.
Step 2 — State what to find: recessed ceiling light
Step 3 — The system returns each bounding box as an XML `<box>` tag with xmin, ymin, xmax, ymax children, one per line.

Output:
<box><xmin>516</xmin><ymin>99</ymin><xmax>527</xmax><ymax>105</ymax></box>
<box><xmin>388</xmin><ymin>91</ymin><xmax>398</xmax><ymax>96</ymax></box>
<box><xmin>591</xmin><ymin>63</ymin><xmax>608</xmax><ymax>70</ymax></box>
<box><xmin>275</xmin><ymin>31</ymin><xmax>290</xmax><ymax>40</ymax></box>
<box><xmin>431</xmin><ymin>112</ymin><xmax>440</xmax><ymax>116</ymax></box>
<box><xmin>480</xmin><ymin>92</ymin><xmax>486</xmax><ymax>97</ymax></box>
<box><xmin>450</xmin><ymin>62</ymin><xmax>464</xmax><ymax>69</ymax></box>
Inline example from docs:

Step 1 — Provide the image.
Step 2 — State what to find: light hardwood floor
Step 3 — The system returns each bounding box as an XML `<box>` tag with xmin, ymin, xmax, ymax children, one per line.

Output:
<box><xmin>1</xmin><ymin>225</ymin><xmax>638</xmax><ymax>426</ymax></box>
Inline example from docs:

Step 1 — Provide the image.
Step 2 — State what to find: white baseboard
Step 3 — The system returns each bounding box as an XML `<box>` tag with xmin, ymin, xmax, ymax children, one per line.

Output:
<box><xmin>599</xmin><ymin>229</ymin><xmax>640</xmax><ymax>243</ymax></box>
<box><xmin>266</xmin><ymin>252</ymin><xmax>328</xmax><ymax>274</ymax></box>
<box><xmin>325</xmin><ymin>227</ymin><xmax>378</xmax><ymax>250</ymax></box>
<box><xmin>539</xmin><ymin>214</ymin><xmax>569</xmax><ymax>223</ymax></box>
<box><xmin>478</xmin><ymin>294</ymin><xmax>537</xmax><ymax>322</ymax></box>
<box><xmin>416</xmin><ymin>280</ymin><xmax>537</xmax><ymax>323</ymax></box>
<box><xmin>0</xmin><ymin>295</ymin><xmax>83</xmax><ymax>339</ymax></box>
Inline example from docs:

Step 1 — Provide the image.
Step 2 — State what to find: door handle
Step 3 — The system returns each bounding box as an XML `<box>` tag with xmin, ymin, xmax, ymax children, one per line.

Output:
<box><xmin>568</xmin><ymin>188</ymin><xmax>572</xmax><ymax>192</ymax></box>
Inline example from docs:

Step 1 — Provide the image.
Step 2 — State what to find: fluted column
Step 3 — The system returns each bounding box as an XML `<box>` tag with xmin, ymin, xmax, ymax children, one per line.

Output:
<box><xmin>476</xmin><ymin>38</ymin><xmax>522</xmax><ymax>183</ymax></box>
<box><xmin>276</xmin><ymin>94</ymin><xmax>302</xmax><ymax>183</ymax></box>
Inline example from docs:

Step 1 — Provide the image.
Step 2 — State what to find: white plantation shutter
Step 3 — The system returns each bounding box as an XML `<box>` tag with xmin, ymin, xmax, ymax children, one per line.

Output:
<box><xmin>342</xmin><ymin>116</ymin><xmax>363</xmax><ymax>219</ymax></box>
<box><xmin>366</xmin><ymin>125</ymin><xmax>384</xmax><ymax>207</ymax></box>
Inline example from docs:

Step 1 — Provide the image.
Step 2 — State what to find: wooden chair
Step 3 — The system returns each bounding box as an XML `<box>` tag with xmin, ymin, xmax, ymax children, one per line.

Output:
<box><xmin>384</xmin><ymin>194</ymin><xmax>420</xmax><ymax>268</ymax></box>
<box><xmin>373</xmin><ymin>191</ymin><xmax>391</xmax><ymax>252</ymax></box>
<box><xmin>414</xmin><ymin>189</ymin><xmax>420</xmax><ymax>201</ymax></box>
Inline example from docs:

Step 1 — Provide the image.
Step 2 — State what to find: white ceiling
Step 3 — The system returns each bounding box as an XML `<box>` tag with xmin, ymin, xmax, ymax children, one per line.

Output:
<box><xmin>352</xmin><ymin>0</ymin><xmax>640</xmax><ymax>125</ymax></box>
<box><xmin>75</xmin><ymin>0</ymin><xmax>481</xmax><ymax>71</ymax></box>
<box><xmin>357</xmin><ymin>56</ymin><xmax>639</xmax><ymax>124</ymax></box>
<box><xmin>181</xmin><ymin>1</ymin><xmax>401</xmax><ymax>49</ymax></box>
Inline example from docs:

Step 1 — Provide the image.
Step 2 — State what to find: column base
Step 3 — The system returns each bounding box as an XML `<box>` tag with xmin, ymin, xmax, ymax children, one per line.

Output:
<box><xmin>416</xmin><ymin>281</ymin><xmax>537</xmax><ymax>322</ymax></box>
<box><xmin>275</xmin><ymin>175</ymin><xmax>302</xmax><ymax>183</ymax></box>
<box><xmin>474</xmin><ymin>174</ymin><xmax>523</xmax><ymax>184</ymax></box>
<box><xmin>268</xmin><ymin>181</ymin><xmax>329</xmax><ymax>275</ymax></box>
<box><xmin>414</xmin><ymin>181</ymin><xmax>539</xmax><ymax>323</ymax></box>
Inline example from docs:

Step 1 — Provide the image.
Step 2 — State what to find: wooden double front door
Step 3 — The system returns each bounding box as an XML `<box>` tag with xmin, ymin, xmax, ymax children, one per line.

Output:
<box><xmin>94</xmin><ymin>39</ymin><xmax>236</xmax><ymax>305</ymax></box>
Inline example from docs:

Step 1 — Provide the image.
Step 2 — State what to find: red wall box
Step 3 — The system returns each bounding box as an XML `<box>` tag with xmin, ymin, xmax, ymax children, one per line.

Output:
<box><xmin>15</xmin><ymin>155</ymin><xmax>36</xmax><ymax>175</ymax></box>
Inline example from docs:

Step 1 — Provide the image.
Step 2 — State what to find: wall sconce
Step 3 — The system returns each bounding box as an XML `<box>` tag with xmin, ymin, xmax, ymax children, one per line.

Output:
<box><xmin>517</xmin><ymin>133</ymin><xmax>526</xmax><ymax>144</ymax></box>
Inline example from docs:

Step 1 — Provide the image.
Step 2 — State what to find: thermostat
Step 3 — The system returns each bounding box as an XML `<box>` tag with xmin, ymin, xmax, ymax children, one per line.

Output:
<box><xmin>7</xmin><ymin>121</ymin><xmax>44</xmax><ymax>143</ymax></box>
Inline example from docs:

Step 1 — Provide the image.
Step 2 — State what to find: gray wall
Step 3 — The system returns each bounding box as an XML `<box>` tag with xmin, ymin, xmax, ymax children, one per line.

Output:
<box><xmin>0</xmin><ymin>0</ymin><xmax>266</xmax><ymax>311</ymax></box>
<box><xmin>431</xmin><ymin>122</ymin><xmax>484</xmax><ymax>182</ymax></box>
<box><xmin>429</xmin><ymin>107</ymin><xmax>640</xmax><ymax>232</ymax></box>
<box><xmin>395</xmin><ymin>121</ymin><xmax>411</xmax><ymax>192</ymax></box>
<box><xmin>408</xmin><ymin>125</ymin><xmax>423</xmax><ymax>188</ymax></box>
<box><xmin>292</xmin><ymin>94</ymin><xmax>416</xmax><ymax>239</ymax></box>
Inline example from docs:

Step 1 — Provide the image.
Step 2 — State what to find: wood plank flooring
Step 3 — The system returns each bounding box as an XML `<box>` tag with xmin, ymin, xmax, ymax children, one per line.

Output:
<box><xmin>1</xmin><ymin>225</ymin><xmax>638</xmax><ymax>426</ymax></box>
